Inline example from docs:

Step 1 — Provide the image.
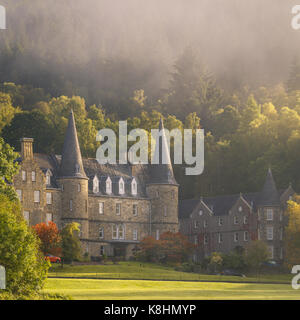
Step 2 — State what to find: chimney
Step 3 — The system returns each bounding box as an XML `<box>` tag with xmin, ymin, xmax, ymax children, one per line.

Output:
<box><xmin>20</xmin><ymin>138</ymin><xmax>34</xmax><ymax>160</ymax></box>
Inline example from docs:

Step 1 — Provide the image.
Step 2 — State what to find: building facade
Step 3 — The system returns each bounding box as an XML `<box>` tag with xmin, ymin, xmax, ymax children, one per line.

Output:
<box><xmin>13</xmin><ymin>110</ymin><xmax>179</xmax><ymax>259</ymax></box>
<box><xmin>13</xmin><ymin>109</ymin><xmax>295</xmax><ymax>262</ymax></box>
<box><xmin>179</xmin><ymin>169</ymin><xmax>295</xmax><ymax>263</ymax></box>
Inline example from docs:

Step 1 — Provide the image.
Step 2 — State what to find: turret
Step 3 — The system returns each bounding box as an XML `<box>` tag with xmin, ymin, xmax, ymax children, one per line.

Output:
<box><xmin>257</xmin><ymin>168</ymin><xmax>283</xmax><ymax>262</ymax></box>
<box><xmin>57</xmin><ymin>110</ymin><xmax>89</xmax><ymax>250</ymax></box>
<box><xmin>146</xmin><ymin>118</ymin><xmax>179</xmax><ymax>239</ymax></box>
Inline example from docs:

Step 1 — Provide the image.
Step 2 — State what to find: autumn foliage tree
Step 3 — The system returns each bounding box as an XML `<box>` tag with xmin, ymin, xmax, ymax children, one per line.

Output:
<box><xmin>32</xmin><ymin>222</ymin><xmax>61</xmax><ymax>256</ymax></box>
<box><xmin>136</xmin><ymin>232</ymin><xmax>195</xmax><ymax>263</ymax></box>
<box><xmin>284</xmin><ymin>197</ymin><xmax>300</xmax><ymax>268</ymax></box>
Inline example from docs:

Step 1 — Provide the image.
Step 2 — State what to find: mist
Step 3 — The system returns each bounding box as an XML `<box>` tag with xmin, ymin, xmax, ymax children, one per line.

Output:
<box><xmin>0</xmin><ymin>0</ymin><xmax>299</xmax><ymax>105</ymax></box>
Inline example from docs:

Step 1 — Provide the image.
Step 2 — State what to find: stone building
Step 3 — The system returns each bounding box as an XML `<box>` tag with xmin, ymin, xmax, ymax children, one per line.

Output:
<box><xmin>13</xmin><ymin>110</ymin><xmax>179</xmax><ymax>259</ymax></box>
<box><xmin>12</xmin><ymin>109</ymin><xmax>295</xmax><ymax>262</ymax></box>
<box><xmin>179</xmin><ymin>169</ymin><xmax>295</xmax><ymax>263</ymax></box>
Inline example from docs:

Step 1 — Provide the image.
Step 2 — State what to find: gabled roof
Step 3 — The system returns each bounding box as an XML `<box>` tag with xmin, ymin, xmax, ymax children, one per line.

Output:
<box><xmin>58</xmin><ymin>110</ymin><xmax>87</xmax><ymax>179</ymax></box>
<box><xmin>258</xmin><ymin>168</ymin><xmax>280</xmax><ymax>206</ymax></box>
<box><xmin>148</xmin><ymin>118</ymin><xmax>178</xmax><ymax>185</ymax></box>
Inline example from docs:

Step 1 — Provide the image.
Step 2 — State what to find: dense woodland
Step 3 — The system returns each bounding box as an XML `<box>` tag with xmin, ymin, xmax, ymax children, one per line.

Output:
<box><xmin>1</xmin><ymin>1</ymin><xmax>300</xmax><ymax>199</ymax></box>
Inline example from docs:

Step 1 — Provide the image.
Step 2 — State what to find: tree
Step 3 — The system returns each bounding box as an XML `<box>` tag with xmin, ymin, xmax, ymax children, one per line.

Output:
<box><xmin>0</xmin><ymin>138</ymin><xmax>20</xmax><ymax>201</ymax></box>
<box><xmin>284</xmin><ymin>197</ymin><xmax>300</xmax><ymax>268</ymax></box>
<box><xmin>136</xmin><ymin>232</ymin><xmax>195</xmax><ymax>263</ymax></box>
<box><xmin>0</xmin><ymin>194</ymin><xmax>48</xmax><ymax>297</ymax></box>
<box><xmin>61</xmin><ymin>222</ymin><xmax>82</xmax><ymax>263</ymax></box>
<box><xmin>32</xmin><ymin>222</ymin><xmax>61</xmax><ymax>256</ymax></box>
<box><xmin>244</xmin><ymin>241</ymin><xmax>269</xmax><ymax>275</ymax></box>
<box><xmin>208</xmin><ymin>252</ymin><xmax>223</xmax><ymax>273</ymax></box>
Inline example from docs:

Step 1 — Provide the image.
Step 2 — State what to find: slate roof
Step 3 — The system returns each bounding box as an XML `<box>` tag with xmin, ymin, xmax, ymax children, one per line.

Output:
<box><xmin>257</xmin><ymin>168</ymin><xmax>280</xmax><ymax>206</ymax></box>
<box><xmin>58</xmin><ymin>110</ymin><xmax>87</xmax><ymax>179</ymax></box>
<box><xmin>148</xmin><ymin>118</ymin><xmax>178</xmax><ymax>185</ymax></box>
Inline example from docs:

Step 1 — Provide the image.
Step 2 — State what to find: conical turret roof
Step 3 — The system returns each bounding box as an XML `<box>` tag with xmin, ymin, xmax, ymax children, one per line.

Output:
<box><xmin>259</xmin><ymin>168</ymin><xmax>280</xmax><ymax>206</ymax></box>
<box><xmin>58</xmin><ymin>110</ymin><xmax>87</xmax><ymax>179</ymax></box>
<box><xmin>148</xmin><ymin>118</ymin><xmax>178</xmax><ymax>185</ymax></box>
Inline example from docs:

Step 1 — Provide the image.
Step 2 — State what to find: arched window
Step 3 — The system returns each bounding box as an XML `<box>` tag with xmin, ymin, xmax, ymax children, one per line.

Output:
<box><xmin>119</xmin><ymin>178</ymin><xmax>125</xmax><ymax>195</ymax></box>
<box><xmin>131</xmin><ymin>178</ymin><xmax>137</xmax><ymax>195</ymax></box>
<box><xmin>93</xmin><ymin>176</ymin><xmax>99</xmax><ymax>193</ymax></box>
<box><xmin>106</xmin><ymin>177</ymin><xmax>112</xmax><ymax>194</ymax></box>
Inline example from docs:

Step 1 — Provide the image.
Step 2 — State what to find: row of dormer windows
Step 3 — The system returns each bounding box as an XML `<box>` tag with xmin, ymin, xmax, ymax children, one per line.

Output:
<box><xmin>92</xmin><ymin>176</ymin><xmax>137</xmax><ymax>196</ymax></box>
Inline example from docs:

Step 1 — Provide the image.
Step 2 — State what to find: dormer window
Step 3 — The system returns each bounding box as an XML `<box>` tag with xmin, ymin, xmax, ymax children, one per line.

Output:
<box><xmin>45</xmin><ymin>170</ymin><xmax>52</xmax><ymax>185</ymax></box>
<box><xmin>106</xmin><ymin>177</ymin><xmax>112</xmax><ymax>194</ymax></box>
<box><xmin>119</xmin><ymin>177</ymin><xmax>125</xmax><ymax>195</ymax></box>
<box><xmin>93</xmin><ymin>176</ymin><xmax>99</xmax><ymax>194</ymax></box>
<box><xmin>131</xmin><ymin>178</ymin><xmax>137</xmax><ymax>196</ymax></box>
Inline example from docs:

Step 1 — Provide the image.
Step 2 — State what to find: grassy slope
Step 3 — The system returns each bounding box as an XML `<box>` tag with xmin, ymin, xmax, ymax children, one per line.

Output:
<box><xmin>48</xmin><ymin>261</ymin><xmax>292</xmax><ymax>284</ymax></box>
<box><xmin>44</xmin><ymin>278</ymin><xmax>300</xmax><ymax>300</ymax></box>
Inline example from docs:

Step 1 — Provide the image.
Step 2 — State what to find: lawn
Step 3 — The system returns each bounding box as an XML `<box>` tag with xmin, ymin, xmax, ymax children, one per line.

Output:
<box><xmin>48</xmin><ymin>261</ymin><xmax>292</xmax><ymax>284</ymax></box>
<box><xmin>44</xmin><ymin>278</ymin><xmax>300</xmax><ymax>300</ymax></box>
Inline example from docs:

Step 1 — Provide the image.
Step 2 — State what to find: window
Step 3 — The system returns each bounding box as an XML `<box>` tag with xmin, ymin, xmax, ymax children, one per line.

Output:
<box><xmin>116</xmin><ymin>203</ymin><xmax>121</xmax><ymax>215</ymax></box>
<box><xmin>46</xmin><ymin>213</ymin><xmax>53</xmax><ymax>224</ymax></box>
<box><xmin>133</xmin><ymin>204</ymin><xmax>138</xmax><ymax>216</ymax></box>
<box><xmin>99</xmin><ymin>227</ymin><xmax>104</xmax><ymax>239</ymax></box>
<box><xmin>164</xmin><ymin>206</ymin><xmax>167</xmax><ymax>217</ymax></box>
<box><xmin>112</xmin><ymin>225</ymin><xmax>125</xmax><ymax>240</ymax></box>
<box><xmin>234</xmin><ymin>216</ymin><xmax>239</xmax><ymax>225</ymax></box>
<box><xmin>61</xmin><ymin>184</ymin><xmax>64</xmax><ymax>191</ymax></box>
<box><xmin>85</xmin><ymin>200</ymin><xmax>88</xmax><ymax>213</ymax></box>
<box><xmin>118</xmin><ymin>225</ymin><xmax>125</xmax><ymax>240</ymax></box>
<box><xmin>112</xmin><ymin>225</ymin><xmax>118</xmax><ymax>239</ymax></box>
<box><xmin>22</xmin><ymin>170</ymin><xmax>26</xmax><ymax>181</ymax></box>
<box><xmin>99</xmin><ymin>202</ymin><xmax>104</xmax><ymax>214</ymax></box>
<box><xmin>46</xmin><ymin>192</ymin><xmax>52</xmax><ymax>205</ymax></box>
<box><xmin>23</xmin><ymin>211</ymin><xmax>29</xmax><ymax>223</ymax></box>
<box><xmin>194</xmin><ymin>220</ymin><xmax>198</xmax><ymax>228</ymax></box>
<box><xmin>78</xmin><ymin>184</ymin><xmax>81</xmax><ymax>192</ymax></box>
<box><xmin>34</xmin><ymin>190</ymin><xmax>40</xmax><ymax>203</ymax></box>
<box><xmin>266</xmin><ymin>226</ymin><xmax>273</xmax><ymax>240</ymax></box>
<box><xmin>131</xmin><ymin>179</ymin><xmax>137</xmax><ymax>195</ymax></box>
<box><xmin>218</xmin><ymin>217</ymin><xmax>223</xmax><ymax>226</ymax></box>
<box><xmin>280</xmin><ymin>228</ymin><xmax>283</xmax><ymax>241</ymax></box>
<box><xmin>199</xmin><ymin>210</ymin><xmax>203</xmax><ymax>216</ymax></box>
<box><xmin>16</xmin><ymin>189</ymin><xmax>22</xmax><ymax>202</ymax></box>
<box><xmin>268</xmin><ymin>246</ymin><xmax>274</xmax><ymax>259</ymax></box>
<box><xmin>280</xmin><ymin>248</ymin><xmax>283</xmax><ymax>259</ymax></box>
<box><xmin>204</xmin><ymin>234</ymin><xmax>208</xmax><ymax>244</ymax></box>
<box><xmin>194</xmin><ymin>235</ymin><xmax>198</xmax><ymax>245</ymax></box>
<box><xmin>100</xmin><ymin>246</ymin><xmax>105</xmax><ymax>256</ymax></box>
<box><xmin>258</xmin><ymin>228</ymin><xmax>261</xmax><ymax>240</ymax></box>
<box><xmin>133</xmin><ymin>229</ymin><xmax>138</xmax><ymax>241</ymax></box>
<box><xmin>279</xmin><ymin>213</ymin><xmax>283</xmax><ymax>221</ymax></box>
<box><xmin>204</xmin><ymin>220</ymin><xmax>208</xmax><ymax>228</ymax></box>
<box><xmin>46</xmin><ymin>173</ymin><xmax>51</xmax><ymax>185</ymax></box>
<box><xmin>31</xmin><ymin>171</ymin><xmax>36</xmax><ymax>182</ymax></box>
<box><xmin>238</xmin><ymin>206</ymin><xmax>242</xmax><ymax>212</ymax></box>
<box><xmin>93</xmin><ymin>176</ymin><xmax>99</xmax><ymax>193</ymax></box>
<box><xmin>70</xmin><ymin>200</ymin><xmax>73</xmax><ymax>211</ymax></box>
<box><xmin>244</xmin><ymin>231</ymin><xmax>249</xmax><ymax>241</ymax></box>
<box><xmin>218</xmin><ymin>233</ymin><xmax>223</xmax><ymax>243</ymax></box>
<box><xmin>156</xmin><ymin>229</ymin><xmax>160</xmax><ymax>240</ymax></box>
<box><xmin>119</xmin><ymin>178</ymin><xmax>125</xmax><ymax>195</ymax></box>
<box><xmin>106</xmin><ymin>177</ymin><xmax>112</xmax><ymax>194</ymax></box>
<box><xmin>243</xmin><ymin>216</ymin><xmax>248</xmax><ymax>224</ymax></box>
<box><xmin>234</xmin><ymin>232</ymin><xmax>239</xmax><ymax>242</ymax></box>
<box><xmin>266</xmin><ymin>209</ymin><xmax>273</xmax><ymax>221</ymax></box>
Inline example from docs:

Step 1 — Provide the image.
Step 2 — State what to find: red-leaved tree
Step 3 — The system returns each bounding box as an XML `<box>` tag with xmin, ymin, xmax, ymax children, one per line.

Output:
<box><xmin>32</xmin><ymin>222</ymin><xmax>61</xmax><ymax>256</ymax></box>
<box><xmin>136</xmin><ymin>232</ymin><xmax>195</xmax><ymax>263</ymax></box>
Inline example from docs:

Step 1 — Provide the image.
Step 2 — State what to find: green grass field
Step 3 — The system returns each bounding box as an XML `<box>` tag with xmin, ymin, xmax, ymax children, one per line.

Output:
<box><xmin>44</xmin><ymin>278</ymin><xmax>300</xmax><ymax>300</ymax></box>
<box><xmin>45</xmin><ymin>262</ymin><xmax>299</xmax><ymax>300</ymax></box>
<box><xmin>48</xmin><ymin>261</ymin><xmax>292</xmax><ymax>284</ymax></box>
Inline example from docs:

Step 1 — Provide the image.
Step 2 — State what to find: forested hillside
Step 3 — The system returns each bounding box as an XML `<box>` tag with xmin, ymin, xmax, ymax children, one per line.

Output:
<box><xmin>1</xmin><ymin>0</ymin><xmax>300</xmax><ymax>199</ymax></box>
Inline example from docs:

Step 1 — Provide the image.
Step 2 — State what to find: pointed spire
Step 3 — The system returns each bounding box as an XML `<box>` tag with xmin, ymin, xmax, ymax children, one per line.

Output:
<box><xmin>259</xmin><ymin>168</ymin><xmax>280</xmax><ymax>206</ymax></box>
<box><xmin>58</xmin><ymin>110</ymin><xmax>87</xmax><ymax>179</ymax></box>
<box><xmin>148</xmin><ymin>118</ymin><xmax>177</xmax><ymax>185</ymax></box>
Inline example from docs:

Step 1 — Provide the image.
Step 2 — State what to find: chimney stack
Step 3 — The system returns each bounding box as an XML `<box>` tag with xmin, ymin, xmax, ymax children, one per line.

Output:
<box><xmin>20</xmin><ymin>138</ymin><xmax>34</xmax><ymax>160</ymax></box>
